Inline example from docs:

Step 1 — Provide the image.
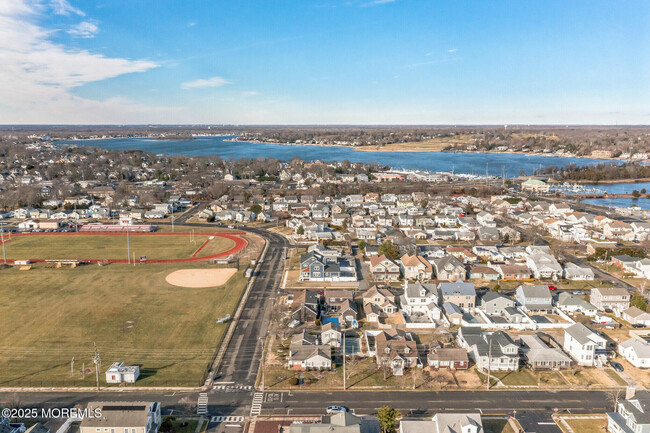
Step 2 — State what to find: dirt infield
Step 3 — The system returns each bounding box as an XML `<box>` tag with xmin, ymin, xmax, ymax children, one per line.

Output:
<box><xmin>165</xmin><ymin>268</ymin><xmax>238</xmax><ymax>288</ymax></box>
<box><xmin>0</xmin><ymin>231</ymin><xmax>248</xmax><ymax>263</ymax></box>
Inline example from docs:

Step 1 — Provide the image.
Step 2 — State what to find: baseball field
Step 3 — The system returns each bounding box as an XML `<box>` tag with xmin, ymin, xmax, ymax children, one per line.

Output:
<box><xmin>0</xmin><ymin>231</ymin><xmax>260</xmax><ymax>388</ymax></box>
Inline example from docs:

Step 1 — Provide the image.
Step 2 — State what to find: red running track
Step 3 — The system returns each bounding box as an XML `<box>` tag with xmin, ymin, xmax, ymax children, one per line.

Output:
<box><xmin>0</xmin><ymin>231</ymin><xmax>248</xmax><ymax>264</ymax></box>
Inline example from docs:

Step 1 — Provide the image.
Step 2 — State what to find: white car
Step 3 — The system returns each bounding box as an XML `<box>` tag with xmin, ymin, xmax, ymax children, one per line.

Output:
<box><xmin>326</xmin><ymin>406</ymin><xmax>347</xmax><ymax>414</ymax></box>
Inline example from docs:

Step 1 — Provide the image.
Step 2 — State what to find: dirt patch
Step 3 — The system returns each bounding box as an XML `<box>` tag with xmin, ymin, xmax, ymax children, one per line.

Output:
<box><xmin>165</xmin><ymin>268</ymin><xmax>237</xmax><ymax>288</ymax></box>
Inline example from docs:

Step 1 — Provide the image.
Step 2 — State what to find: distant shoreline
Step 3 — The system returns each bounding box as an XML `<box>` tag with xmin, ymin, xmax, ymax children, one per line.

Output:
<box><xmin>230</xmin><ymin>137</ymin><xmax>621</xmax><ymax>161</ymax></box>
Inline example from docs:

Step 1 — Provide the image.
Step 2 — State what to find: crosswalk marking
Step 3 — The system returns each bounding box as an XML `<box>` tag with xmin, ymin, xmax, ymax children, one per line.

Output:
<box><xmin>197</xmin><ymin>393</ymin><xmax>209</xmax><ymax>415</ymax></box>
<box><xmin>213</xmin><ymin>384</ymin><xmax>253</xmax><ymax>392</ymax></box>
<box><xmin>250</xmin><ymin>392</ymin><xmax>264</xmax><ymax>416</ymax></box>
<box><xmin>211</xmin><ymin>416</ymin><xmax>245</xmax><ymax>423</ymax></box>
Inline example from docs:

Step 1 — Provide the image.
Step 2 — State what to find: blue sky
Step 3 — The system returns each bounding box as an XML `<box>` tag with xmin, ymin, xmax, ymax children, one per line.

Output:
<box><xmin>0</xmin><ymin>0</ymin><xmax>648</xmax><ymax>124</ymax></box>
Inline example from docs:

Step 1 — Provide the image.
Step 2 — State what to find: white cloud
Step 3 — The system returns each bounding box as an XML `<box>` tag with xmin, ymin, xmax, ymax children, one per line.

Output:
<box><xmin>67</xmin><ymin>21</ymin><xmax>99</xmax><ymax>38</ymax></box>
<box><xmin>181</xmin><ymin>76</ymin><xmax>231</xmax><ymax>89</ymax></box>
<box><xmin>447</xmin><ymin>48</ymin><xmax>457</xmax><ymax>53</ymax></box>
<box><xmin>361</xmin><ymin>0</ymin><xmax>396</xmax><ymax>7</ymax></box>
<box><xmin>187</xmin><ymin>21</ymin><xmax>197</xmax><ymax>27</ymax></box>
<box><xmin>0</xmin><ymin>0</ymin><xmax>162</xmax><ymax>123</ymax></box>
<box><xmin>240</xmin><ymin>90</ymin><xmax>259</xmax><ymax>97</ymax></box>
<box><xmin>50</xmin><ymin>0</ymin><xmax>84</xmax><ymax>16</ymax></box>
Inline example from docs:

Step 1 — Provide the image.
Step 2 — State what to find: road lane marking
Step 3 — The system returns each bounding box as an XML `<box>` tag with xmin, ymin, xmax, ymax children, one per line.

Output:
<box><xmin>197</xmin><ymin>393</ymin><xmax>209</xmax><ymax>415</ymax></box>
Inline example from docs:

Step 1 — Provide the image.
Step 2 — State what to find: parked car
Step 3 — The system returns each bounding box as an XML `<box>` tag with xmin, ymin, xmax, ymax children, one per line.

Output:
<box><xmin>632</xmin><ymin>323</ymin><xmax>647</xmax><ymax>328</ymax></box>
<box><xmin>326</xmin><ymin>406</ymin><xmax>348</xmax><ymax>414</ymax></box>
<box><xmin>604</xmin><ymin>308</ymin><xmax>614</xmax><ymax>314</ymax></box>
<box><xmin>574</xmin><ymin>291</ymin><xmax>585</xmax><ymax>295</ymax></box>
<box><xmin>610</xmin><ymin>361</ymin><xmax>624</xmax><ymax>372</ymax></box>
<box><xmin>548</xmin><ymin>285</ymin><xmax>557</xmax><ymax>291</ymax></box>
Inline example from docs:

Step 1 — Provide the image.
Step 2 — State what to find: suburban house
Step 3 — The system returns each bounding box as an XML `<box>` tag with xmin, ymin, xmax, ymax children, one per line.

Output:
<box><xmin>442</xmin><ymin>302</ymin><xmax>464</xmax><ymax>326</ymax></box>
<box><xmin>79</xmin><ymin>402</ymin><xmax>161</xmax><ymax>433</ymax></box>
<box><xmin>468</xmin><ymin>265</ymin><xmax>500</xmax><ymax>281</ymax></box>
<box><xmin>563</xmin><ymin>262</ymin><xmax>595</xmax><ymax>280</ymax></box>
<box><xmin>368</xmin><ymin>329</ymin><xmax>418</xmax><ymax>376</ymax></box>
<box><xmin>607</xmin><ymin>389</ymin><xmax>650</xmax><ymax>433</ymax></box>
<box><xmin>619</xmin><ymin>338</ymin><xmax>650</xmax><ymax>369</ymax></box>
<box><xmin>525</xmin><ymin>248</ymin><xmax>562</xmax><ymax>280</ymax></box>
<box><xmin>563</xmin><ymin>323</ymin><xmax>607</xmax><ymax>366</ymax></box>
<box><xmin>479</xmin><ymin>292</ymin><xmax>515</xmax><ymax>316</ymax></box>
<box><xmin>299</xmin><ymin>246</ymin><xmax>357</xmax><ymax>282</ymax></box>
<box><xmin>321</xmin><ymin>323</ymin><xmax>342</xmax><ymax>348</ymax></box>
<box><xmin>432</xmin><ymin>255</ymin><xmax>467</xmax><ymax>281</ymax></box>
<box><xmin>438</xmin><ymin>280</ymin><xmax>476</xmax><ymax>312</ymax></box>
<box><xmin>400</xmin><ymin>281</ymin><xmax>440</xmax><ymax>321</ymax></box>
<box><xmin>427</xmin><ymin>348</ymin><xmax>469</xmax><ymax>370</ymax></box>
<box><xmin>362</xmin><ymin>286</ymin><xmax>398</xmax><ymax>321</ymax></box>
<box><xmin>590</xmin><ymin>287</ymin><xmax>631</xmax><ymax>314</ymax></box>
<box><xmin>325</xmin><ymin>298</ymin><xmax>358</xmax><ymax>328</ymax></box>
<box><xmin>290</xmin><ymin>290</ymin><xmax>321</xmax><ymax>323</ymax></box>
<box><xmin>497</xmin><ymin>264</ymin><xmax>531</xmax><ymax>281</ymax></box>
<box><xmin>555</xmin><ymin>292</ymin><xmax>598</xmax><ymax>317</ymax></box>
<box><xmin>457</xmin><ymin>327</ymin><xmax>519</xmax><ymax>372</ymax></box>
<box><xmin>323</xmin><ymin>289</ymin><xmax>354</xmax><ymax>305</ymax></box>
<box><xmin>105</xmin><ymin>362</ymin><xmax>140</xmax><ymax>384</ymax></box>
<box><xmin>399</xmin><ymin>254</ymin><xmax>433</xmax><ymax>280</ymax></box>
<box><xmin>369</xmin><ymin>254</ymin><xmax>401</xmax><ymax>282</ymax></box>
<box><xmin>515</xmin><ymin>285</ymin><xmax>553</xmax><ymax>313</ymax></box>
<box><xmin>290</xmin><ymin>412</ymin><xmax>379</xmax><ymax>433</ymax></box>
<box><xmin>288</xmin><ymin>331</ymin><xmax>332</xmax><ymax>370</ymax></box>
<box><xmin>622</xmin><ymin>307</ymin><xmax>650</xmax><ymax>327</ymax></box>
<box><xmin>400</xmin><ymin>413</ymin><xmax>483</xmax><ymax>433</ymax></box>
<box><xmin>519</xmin><ymin>334</ymin><xmax>572</xmax><ymax>370</ymax></box>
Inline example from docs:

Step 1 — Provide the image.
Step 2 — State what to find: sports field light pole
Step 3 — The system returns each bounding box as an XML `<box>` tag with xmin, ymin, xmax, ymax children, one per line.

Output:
<box><xmin>126</xmin><ymin>229</ymin><xmax>131</xmax><ymax>264</ymax></box>
<box><xmin>0</xmin><ymin>223</ymin><xmax>6</xmax><ymax>264</ymax></box>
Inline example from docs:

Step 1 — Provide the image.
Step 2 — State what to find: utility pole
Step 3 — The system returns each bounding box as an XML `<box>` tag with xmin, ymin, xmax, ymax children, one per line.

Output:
<box><xmin>171</xmin><ymin>206</ymin><xmax>175</xmax><ymax>232</ymax></box>
<box><xmin>261</xmin><ymin>331</ymin><xmax>268</xmax><ymax>391</ymax></box>
<box><xmin>71</xmin><ymin>357</ymin><xmax>74</xmax><ymax>377</ymax></box>
<box><xmin>93</xmin><ymin>343</ymin><xmax>101</xmax><ymax>391</ymax></box>
<box><xmin>486</xmin><ymin>337</ymin><xmax>493</xmax><ymax>390</ymax></box>
<box><xmin>82</xmin><ymin>362</ymin><xmax>85</xmax><ymax>380</ymax></box>
<box><xmin>413</xmin><ymin>366</ymin><xmax>416</xmax><ymax>390</ymax></box>
<box><xmin>343</xmin><ymin>332</ymin><xmax>346</xmax><ymax>390</ymax></box>
<box><xmin>0</xmin><ymin>223</ymin><xmax>6</xmax><ymax>264</ymax></box>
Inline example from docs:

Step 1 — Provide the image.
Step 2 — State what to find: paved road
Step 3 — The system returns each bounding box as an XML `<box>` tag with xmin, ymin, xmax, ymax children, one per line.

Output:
<box><xmin>564</xmin><ymin>252</ymin><xmax>638</xmax><ymax>292</ymax></box>
<box><xmin>0</xmin><ymin>389</ymin><xmax>611</xmax><ymax>433</ymax></box>
<box><xmin>214</xmin><ymin>228</ymin><xmax>288</xmax><ymax>386</ymax></box>
<box><xmin>174</xmin><ymin>201</ymin><xmax>207</xmax><ymax>224</ymax></box>
<box><xmin>258</xmin><ymin>390</ymin><xmax>611</xmax><ymax>416</ymax></box>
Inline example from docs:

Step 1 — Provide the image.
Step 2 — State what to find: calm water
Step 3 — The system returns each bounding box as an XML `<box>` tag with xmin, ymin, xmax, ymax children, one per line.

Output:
<box><xmin>584</xmin><ymin>181</ymin><xmax>650</xmax><ymax>194</ymax></box>
<box><xmin>581</xmin><ymin>198</ymin><xmax>650</xmax><ymax>210</ymax></box>
<box><xmin>62</xmin><ymin>135</ymin><xmax>611</xmax><ymax>177</ymax></box>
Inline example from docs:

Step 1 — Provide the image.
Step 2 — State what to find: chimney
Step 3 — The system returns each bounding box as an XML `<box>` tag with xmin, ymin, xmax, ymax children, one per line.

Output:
<box><xmin>626</xmin><ymin>385</ymin><xmax>636</xmax><ymax>400</ymax></box>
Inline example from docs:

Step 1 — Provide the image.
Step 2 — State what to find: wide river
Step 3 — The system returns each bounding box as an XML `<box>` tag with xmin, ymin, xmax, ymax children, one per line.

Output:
<box><xmin>63</xmin><ymin>135</ymin><xmax>611</xmax><ymax>178</ymax></box>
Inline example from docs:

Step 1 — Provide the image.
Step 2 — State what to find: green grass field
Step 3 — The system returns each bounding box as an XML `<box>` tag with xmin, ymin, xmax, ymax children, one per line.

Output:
<box><xmin>0</xmin><ymin>261</ymin><xmax>247</xmax><ymax>387</ymax></box>
<box><xmin>3</xmin><ymin>233</ymin><xmax>234</xmax><ymax>261</ymax></box>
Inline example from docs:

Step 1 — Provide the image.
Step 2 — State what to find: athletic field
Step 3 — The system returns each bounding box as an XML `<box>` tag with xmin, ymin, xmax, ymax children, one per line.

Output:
<box><xmin>0</xmin><ymin>232</ymin><xmax>244</xmax><ymax>262</ymax></box>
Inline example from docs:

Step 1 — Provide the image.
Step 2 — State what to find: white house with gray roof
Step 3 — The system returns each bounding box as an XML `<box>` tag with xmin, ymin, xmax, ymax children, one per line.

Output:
<box><xmin>607</xmin><ymin>389</ymin><xmax>650</xmax><ymax>433</ymax></box>
<box><xmin>619</xmin><ymin>338</ymin><xmax>650</xmax><ymax>369</ymax></box>
<box><xmin>555</xmin><ymin>292</ymin><xmax>598</xmax><ymax>317</ymax></box>
<box><xmin>563</xmin><ymin>323</ymin><xmax>607</xmax><ymax>366</ymax></box>
<box><xmin>399</xmin><ymin>413</ymin><xmax>483</xmax><ymax>433</ymax></box>
<box><xmin>515</xmin><ymin>285</ymin><xmax>553</xmax><ymax>313</ymax></box>
<box><xmin>563</xmin><ymin>262</ymin><xmax>595</xmax><ymax>280</ymax></box>
<box><xmin>519</xmin><ymin>334</ymin><xmax>572</xmax><ymax>370</ymax></box>
<box><xmin>400</xmin><ymin>281</ymin><xmax>440</xmax><ymax>321</ymax></box>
